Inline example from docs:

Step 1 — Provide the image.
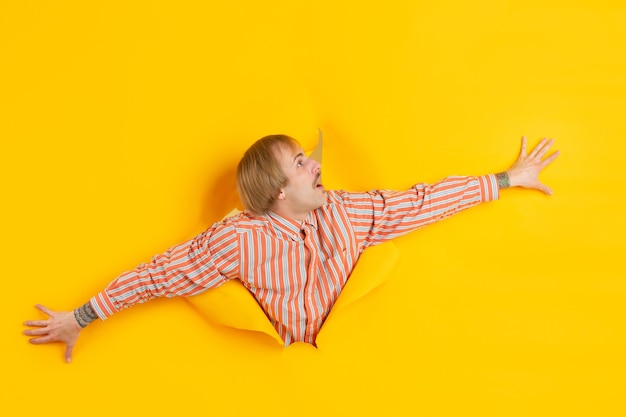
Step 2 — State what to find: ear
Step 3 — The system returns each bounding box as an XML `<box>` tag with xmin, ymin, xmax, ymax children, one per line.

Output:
<box><xmin>276</xmin><ymin>189</ymin><xmax>286</xmax><ymax>200</ymax></box>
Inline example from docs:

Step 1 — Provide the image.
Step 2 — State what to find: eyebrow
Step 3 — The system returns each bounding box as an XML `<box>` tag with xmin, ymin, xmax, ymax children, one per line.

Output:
<box><xmin>292</xmin><ymin>151</ymin><xmax>305</xmax><ymax>165</ymax></box>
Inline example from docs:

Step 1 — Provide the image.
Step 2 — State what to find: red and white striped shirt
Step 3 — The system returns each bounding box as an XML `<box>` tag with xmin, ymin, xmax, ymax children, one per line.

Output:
<box><xmin>91</xmin><ymin>175</ymin><xmax>499</xmax><ymax>345</ymax></box>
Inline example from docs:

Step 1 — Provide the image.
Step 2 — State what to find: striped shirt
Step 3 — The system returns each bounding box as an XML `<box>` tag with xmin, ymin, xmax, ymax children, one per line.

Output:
<box><xmin>90</xmin><ymin>175</ymin><xmax>499</xmax><ymax>345</ymax></box>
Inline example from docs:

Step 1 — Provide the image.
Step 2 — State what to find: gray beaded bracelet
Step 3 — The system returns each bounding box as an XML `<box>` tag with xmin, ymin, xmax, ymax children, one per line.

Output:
<box><xmin>496</xmin><ymin>172</ymin><xmax>510</xmax><ymax>189</ymax></box>
<box><xmin>73</xmin><ymin>302</ymin><xmax>98</xmax><ymax>328</ymax></box>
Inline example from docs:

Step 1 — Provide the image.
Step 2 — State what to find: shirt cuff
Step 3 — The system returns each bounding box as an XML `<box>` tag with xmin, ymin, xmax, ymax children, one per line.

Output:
<box><xmin>477</xmin><ymin>174</ymin><xmax>500</xmax><ymax>202</ymax></box>
<box><xmin>90</xmin><ymin>290</ymin><xmax>119</xmax><ymax>320</ymax></box>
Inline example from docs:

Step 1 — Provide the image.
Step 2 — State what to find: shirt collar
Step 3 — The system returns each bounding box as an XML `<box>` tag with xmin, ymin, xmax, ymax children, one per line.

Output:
<box><xmin>265</xmin><ymin>211</ymin><xmax>319</xmax><ymax>241</ymax></box>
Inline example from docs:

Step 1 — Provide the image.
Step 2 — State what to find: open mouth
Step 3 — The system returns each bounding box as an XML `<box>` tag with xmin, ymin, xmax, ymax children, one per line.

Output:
<box><xmin>314</xmin><ymin>174</ymin><xmax>324</xmax><ymax>189</ymax></box>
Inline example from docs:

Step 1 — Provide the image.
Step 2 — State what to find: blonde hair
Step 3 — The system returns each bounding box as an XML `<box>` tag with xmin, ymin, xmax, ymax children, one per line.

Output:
<box><xmin>236</xmin><ymin>134</ymin><xmax>299</xmax><ymax>215</ymax></box>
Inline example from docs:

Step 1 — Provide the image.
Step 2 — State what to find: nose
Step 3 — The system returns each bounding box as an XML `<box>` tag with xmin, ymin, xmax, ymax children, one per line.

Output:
<box><xmin>310</xmin><ymin>158</ymin><xmax>321</xmax><ymax>174</ymax></box>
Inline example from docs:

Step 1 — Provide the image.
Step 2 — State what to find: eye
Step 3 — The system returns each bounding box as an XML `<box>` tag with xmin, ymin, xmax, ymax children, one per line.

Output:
<box><xmin>296</xmin><ymin>159</ymin><xmax>303</xmax><ymax>168</ymax></box>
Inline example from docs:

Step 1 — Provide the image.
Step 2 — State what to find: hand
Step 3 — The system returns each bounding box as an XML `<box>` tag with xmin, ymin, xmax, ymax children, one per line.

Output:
<box><xmin>507</xmin><ymin>136</ymin><xmax>559</xmax><ymax>194</ymax></box>
<box><xmin>23</xmin><ymin>304</ymin><xmax>82</xmax><ymax>363</ymax></box>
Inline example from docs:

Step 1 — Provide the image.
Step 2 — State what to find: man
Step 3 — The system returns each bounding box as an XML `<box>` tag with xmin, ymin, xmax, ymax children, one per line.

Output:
<box><xmin>23</xmin><ymin>134</ymin><xmax>559</xmax><ymax>362</ymax></box>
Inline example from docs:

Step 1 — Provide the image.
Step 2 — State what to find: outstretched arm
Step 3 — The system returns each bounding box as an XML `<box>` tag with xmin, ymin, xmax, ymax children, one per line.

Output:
<box><xmin>496</xmin><ymin>136</ymin><xmax>560</xmax><ymax>194</ymax></box>
<box><xmin>340</xmin><ymin>136</ymin><xmax>559</xmax><ymax>249</ymax></box>
<box><xmin>23</xmin><ymin>220</ymin><xmax>240</xmax><ymax>363</ymax></box>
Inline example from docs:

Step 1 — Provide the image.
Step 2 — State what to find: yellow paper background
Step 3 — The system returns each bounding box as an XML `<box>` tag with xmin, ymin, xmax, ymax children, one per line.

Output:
<box><xmin>2</xmin><ymin>1</ymin><xmax>625</xmax><ymax>416</ymax></box>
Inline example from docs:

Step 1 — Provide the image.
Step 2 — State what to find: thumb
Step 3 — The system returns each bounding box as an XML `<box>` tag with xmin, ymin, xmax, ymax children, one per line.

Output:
<box><xmin>65</xmin><ymin>344</ymin><xmax>75</xmax><ymax>363</ymax></box>
<box><xmin>540</xmin><ymin>184</ymin><xmax>553</xmax><ymax>196</ymax></box>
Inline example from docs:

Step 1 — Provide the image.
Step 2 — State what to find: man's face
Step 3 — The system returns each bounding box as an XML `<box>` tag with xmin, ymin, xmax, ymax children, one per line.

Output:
<box><xmin>273</xmin><ymin>143</ymin><xmax>326</xmax><ymax>221</ymax></box>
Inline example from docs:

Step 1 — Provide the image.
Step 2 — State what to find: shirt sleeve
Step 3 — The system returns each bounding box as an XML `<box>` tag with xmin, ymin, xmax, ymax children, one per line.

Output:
<box><xmin>337</xmin><ymin>174</ymin><xmax>499</xmax><ymax>249</ymax></box>
<box><xmin>90</xmin><ymin>221</ymin><xmax>240</xmax><ymax>320</ymax></box>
